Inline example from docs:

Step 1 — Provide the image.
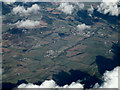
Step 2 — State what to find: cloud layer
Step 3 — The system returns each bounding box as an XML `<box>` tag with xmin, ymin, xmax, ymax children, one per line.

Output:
<box><xmin>97</xmin><ymin>0</ymin><xmax>120</xmax><ymax>16</ymax></box>
<box><xmin>94</xmin><ymin>67</ymin><xmax>119</xmax><ymax>88</ymax></box>
<box><xmin>58</xmin><ymin>3</ymin><xmax>74</xmax><ymax>14</ymax></box>
<box><xmin>12</xmin><ymin>4</ymin><xmax>40</xmax><ymax>15</ymax></box>
<box><xmin>15</xmin><ymin>20</ymin><xmax>40</xmax><ymax>29</ymax></box>
<box><xmin>18</xmin><ymin>67</ymin><xmax>119</xmax><ymax>88</ymax></box>
<box><xmin>18</xmin><ymin>80</ymin><xmax>83</xmax><ymax>88</ymax></box>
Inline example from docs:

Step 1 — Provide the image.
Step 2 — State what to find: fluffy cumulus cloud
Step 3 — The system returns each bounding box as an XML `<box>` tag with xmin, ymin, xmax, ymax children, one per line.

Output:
<box><xmin>77</xmin><ymin>24</ymin><xmax>91</xmax><ymax>31</ymax></box>
<box><xmin>18</xmin><ymin>80</ymin><xmax>83</xmax><ymax>88</ymax></box>
<box><xmin>76</xmin><ymin>24</ymin><xmax>91</xmax><ymax>35</ymax></box>
<box><xmin>15</xmin><ymin>20</ymin><xmax>40</xmax><ymax>29</ymax></box>
<box><xmin>12</xmin><ymin>4</ymin><xmax>40</xmax><ymax>15</ymax></box>
<box><xmin>97</xmin><ymin>0</ymin><xmax>120</xmax><ymax>16</ymax></box>
<box><xmin>58</xmin><ymin>3</ymin><xmax>74</xmax><ymax>14</ymax></box>
<box><xmin>94</xmin><ymin>67</ymin><xmax>119</xmax><ymax>88</ymax></box>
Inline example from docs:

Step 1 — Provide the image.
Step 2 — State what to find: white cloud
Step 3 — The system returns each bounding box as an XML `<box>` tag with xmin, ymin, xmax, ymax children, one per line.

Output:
<box><xmin>94</xmin><ymin>67</ymin><xmax>119</xmax><ymax>88</ymax></box>
<box><xmin>15</xmin><ymin>20</ymin><xmax>40</xmax><ymax>29</ymax></box>
<box><xmin>58</xmin><ymin>3</ymin><xmax>74</xmax><ymax>14</ymax></box>
<box><xmin>76</xmin><ymin>24</ymin><xmax>91</xmax><ymax>36</ymax></box>
<box><xmin>18</xmin><ymin>80</ymin><xmax>83</xmax><ymax>88</ymax></box>
<box><xmin>12</xmin><ymin>6</ymin><xmax>25</xmax><ymax>14</ymax></box>
<box><xmin>77</xmin><ymin>24</ymin><xmax>91</xmax><ymax>31</ymax></box>
<box><xmin>12</xmin><ymin>4</ymin><xmax>40</xmax><ymax>15</ymax></box>
<box><xmin>97</xmin><ymin>0</ymin><xmax>120</xmax><ymax>16</ymax></box>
